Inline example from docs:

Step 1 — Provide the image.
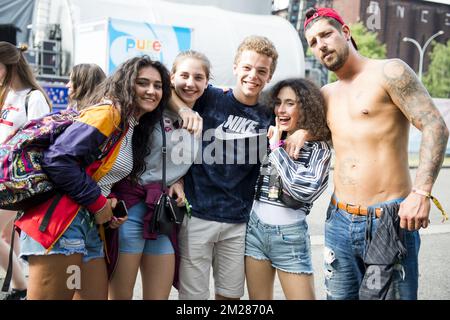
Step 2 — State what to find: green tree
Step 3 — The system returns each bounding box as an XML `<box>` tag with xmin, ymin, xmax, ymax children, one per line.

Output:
<box><xmin>328</xmin><ymin>22</ymin><xmax>387</xmax><ymax>83</ymax></box>
<box><xmin>423</xmin><ymin>40</ymin><xmax>450</xmax><ymax>98</ymax></box>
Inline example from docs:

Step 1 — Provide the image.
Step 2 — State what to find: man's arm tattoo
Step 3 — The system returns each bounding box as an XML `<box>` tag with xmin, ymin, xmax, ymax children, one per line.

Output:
<box><xmin>383</xmin><ymin>59</ymin><xmax>449</xmax><ymax>188</ymax></box>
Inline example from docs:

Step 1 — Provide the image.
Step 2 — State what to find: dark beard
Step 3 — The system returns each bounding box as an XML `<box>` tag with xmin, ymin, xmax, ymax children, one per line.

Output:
<box><xmin>325</xmin><ymin>46</ymin><xmax>349</xmax><ymax>72</ymax></box>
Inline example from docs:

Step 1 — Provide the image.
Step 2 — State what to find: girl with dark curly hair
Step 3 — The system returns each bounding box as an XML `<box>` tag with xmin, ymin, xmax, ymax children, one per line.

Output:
<box><xmin>245</xmin><ymin>78</ymin><xmax>332</xmax><ymax>300</ymax></box>
<box><xmin>16</xmin><ymin>55</ymin><xmax>170</xmax><ymax>300</ymax></box>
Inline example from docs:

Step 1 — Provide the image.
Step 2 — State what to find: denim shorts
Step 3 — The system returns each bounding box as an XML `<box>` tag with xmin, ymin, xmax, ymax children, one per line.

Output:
<box><xmin>19</xmin><ymin>208</ymin><xmax>104</xmax><ymax>263</ymax></box>
<box><xmin>245</xmin><ymin>212</ymin><xmax>313</xmax><ymax>275</ymax></box>
<box><xmin>119</xmin><ymin>201</ymin><xmax>174</xmax><ymax>255</ymax></box>
<box><xmin>324</xmin><ymin>196</ymin><xmax>420</xmax><ymax>300</ymax></box>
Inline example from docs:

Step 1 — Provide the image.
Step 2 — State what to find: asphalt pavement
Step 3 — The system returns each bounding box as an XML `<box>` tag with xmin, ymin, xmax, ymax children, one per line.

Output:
<box><xmin>162</xmin><ymin>168</ymin><xmax>450</xmax><ymax>300</ymax></box>
<box><xmin>1</xmin><ymin>168</ymin><xmax>449</xmax><ymax>300</ymax></box>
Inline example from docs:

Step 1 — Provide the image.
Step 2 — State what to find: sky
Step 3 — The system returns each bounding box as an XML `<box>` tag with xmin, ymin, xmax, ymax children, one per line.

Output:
<box><xmin>273</xmin><ymin>0</ymin><xmax>289</xmax><ymax>10</ymax></box>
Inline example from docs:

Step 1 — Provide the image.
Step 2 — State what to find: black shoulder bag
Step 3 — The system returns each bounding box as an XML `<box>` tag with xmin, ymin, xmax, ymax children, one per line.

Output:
<box><xmin>148</xmin><ymin>118</ymin><xmax>185</xmax><ymax>237</ymax></box>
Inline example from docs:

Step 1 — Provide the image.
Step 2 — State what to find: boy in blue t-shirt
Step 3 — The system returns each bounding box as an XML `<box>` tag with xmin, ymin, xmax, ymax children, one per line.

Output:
<box><xmin>173</xmin><ymin>36</ymin><xmax>279</xmax><ymax>300</ymax></box>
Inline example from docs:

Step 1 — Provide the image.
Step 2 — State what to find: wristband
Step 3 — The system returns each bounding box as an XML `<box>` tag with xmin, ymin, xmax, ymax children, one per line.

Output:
<box><xmin>411</xmin><ymin>188</ymin><xmax>431</xmax><ymax>198</ymax></box>
<box><xmin>412</xmin><ymin>188</ymin><xmax>448</xmax><ymax>222</ymax></box>
<box><xmin>270</xmin><ymin>140</ymin><xmax>285</xmax><ymax>151</ymax></box>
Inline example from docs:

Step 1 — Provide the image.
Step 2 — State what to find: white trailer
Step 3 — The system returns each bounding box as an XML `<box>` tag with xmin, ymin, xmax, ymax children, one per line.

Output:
<box><xmin>33</xmin><ymin>0</ymin><xmax>305</xmax><ymax>88</ymax></box>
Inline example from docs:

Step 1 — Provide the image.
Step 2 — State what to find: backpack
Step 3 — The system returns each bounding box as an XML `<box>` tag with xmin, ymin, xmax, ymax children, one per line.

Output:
<box><xmin>24</xmin><ymin>89</ymin><xmax>52</xmax><ymax>116</ymax></box>
<box><xmin>24</xmin><ymin>89</ymin><xmax>32</xmax><ymax>116</ymax></box>
<box><xmin>0</xmin><ymin>109</ymin><xmax>79</xmax><ymax>210</ymax></box>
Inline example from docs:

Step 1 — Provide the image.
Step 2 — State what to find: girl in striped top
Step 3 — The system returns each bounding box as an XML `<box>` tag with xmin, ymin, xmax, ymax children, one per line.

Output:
<box><xmin>245</xmin><ymin>78</ymin><xmax>331</xmax><ymax>300</ymax></box>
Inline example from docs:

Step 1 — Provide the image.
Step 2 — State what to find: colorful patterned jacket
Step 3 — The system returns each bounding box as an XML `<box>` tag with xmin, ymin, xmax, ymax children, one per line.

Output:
<box><xmin>15</xmin><ymin>103</ymin><xmax>126</xmax><ymax>251</ymax></box>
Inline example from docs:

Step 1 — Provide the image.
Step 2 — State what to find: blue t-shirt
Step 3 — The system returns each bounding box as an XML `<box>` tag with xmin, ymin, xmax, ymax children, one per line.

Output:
<box><xmin>184</xmin><ymin>85</ymin><xmax>272</xmax><ymax>223</ymax></box>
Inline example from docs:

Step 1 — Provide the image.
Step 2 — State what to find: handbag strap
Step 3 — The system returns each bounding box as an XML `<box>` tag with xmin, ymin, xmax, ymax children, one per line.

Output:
<box><xmin>160</xmin><ymin>117</ymin><xmax>167</xmax><ymax>193</ymax></box>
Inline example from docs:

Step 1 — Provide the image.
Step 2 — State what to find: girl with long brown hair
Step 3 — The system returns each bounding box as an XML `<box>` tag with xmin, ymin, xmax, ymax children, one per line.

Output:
<box><xmin>16</xmin><ymin>55</ymin><xmax>170</xmax><ymax>300</ymax></box>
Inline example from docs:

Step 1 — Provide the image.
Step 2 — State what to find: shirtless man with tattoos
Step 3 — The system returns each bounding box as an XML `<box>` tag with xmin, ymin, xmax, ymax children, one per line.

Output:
<box><xmin>304</xmin><ymin>8</ymin><xmax>449</xmax><ymax>299</ymax></box>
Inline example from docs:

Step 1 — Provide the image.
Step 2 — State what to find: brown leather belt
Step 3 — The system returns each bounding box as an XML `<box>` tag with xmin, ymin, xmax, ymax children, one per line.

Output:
<box><xmin>331</xmin><ymin>197</ymin><xmax>383</xmax><ymax>218</ymax></box>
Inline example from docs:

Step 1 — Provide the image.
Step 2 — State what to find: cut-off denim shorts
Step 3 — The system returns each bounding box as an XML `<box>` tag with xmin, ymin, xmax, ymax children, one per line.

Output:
<box><xmin>119</xmin><ymin>201</ymin><xmax>174</xmax><ymax>255</ymax></box>
<box><xmin>20</xmin><ymin>208</ymin><xmax>104</xmax><ymax>263</ymax></box>
<box><xmin>245</xmin><ymin>211</ymin><xmax>313</xmax><ymax>275</ymax></box>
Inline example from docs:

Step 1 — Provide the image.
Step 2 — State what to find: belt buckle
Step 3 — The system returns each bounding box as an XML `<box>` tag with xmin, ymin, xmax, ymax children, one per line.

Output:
<box><xmin>345</xmin><ymin>203</ymin><xmax>351</xmax><ymax>213</ymax></box>
<box><xmin>376</xmin><ymin>207</ymin><xmax>384</xmax><ymax>218</ymax></box>
<box><xmin>346</xmin><ymin>203</ymin><xmax>361</xmax><ymax>215</ymax></box>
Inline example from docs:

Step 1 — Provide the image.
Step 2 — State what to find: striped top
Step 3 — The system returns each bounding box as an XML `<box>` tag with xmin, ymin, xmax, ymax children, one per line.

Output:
<box><xmin>256</xmin><ymin>141</ymin><xmax>331</xmax><ymax>213</ymax></box>
<box><xmin>98</xmin><ymin>118</ymin><xmax>138</xmax><ymax>196</ymax></box>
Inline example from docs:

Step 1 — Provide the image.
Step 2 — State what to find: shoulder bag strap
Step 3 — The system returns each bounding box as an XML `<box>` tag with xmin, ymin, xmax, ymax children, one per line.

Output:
<box><xmin>160</xmin><ymin>117</ymin><xmax>167</xmax><ymax>193</ymax></box>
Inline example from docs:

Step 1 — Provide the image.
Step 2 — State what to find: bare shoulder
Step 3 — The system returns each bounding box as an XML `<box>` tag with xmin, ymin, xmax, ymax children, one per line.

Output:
<box><xmin>321</xmin><ymin>81</ymin><xmax>338</xmax><ymax>99</ymax></box>
<box><xmin>379</xmin><ymin>58</ymin><xmax>428</xmax><ymax>106</ymax></box>
<box><xmin>380</xmin><ymin>58</ymin><xmax>415</xmax><ymax>84</ymax></box>
<box><xmin>378</xmin><ymin>59</ymin><xmax>440</xmax><ymax>129</ymax></box>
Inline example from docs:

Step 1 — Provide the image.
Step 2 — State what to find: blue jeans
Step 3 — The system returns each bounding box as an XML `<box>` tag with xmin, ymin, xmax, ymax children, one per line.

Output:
<box><xmin>324</xmin><ymin>197</ymin><xmax>420</xmax><ymax>300</ymax></box>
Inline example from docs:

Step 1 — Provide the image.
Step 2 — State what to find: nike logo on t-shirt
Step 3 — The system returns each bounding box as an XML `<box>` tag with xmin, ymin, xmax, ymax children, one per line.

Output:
<box><xmin>214</xmin><ymin>115</ymin><xmax>266</xmax><ymax>140</ymax></box>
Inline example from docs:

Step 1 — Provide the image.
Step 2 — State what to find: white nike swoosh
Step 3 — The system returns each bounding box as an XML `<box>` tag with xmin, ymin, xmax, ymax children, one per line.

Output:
<box><xmin>214</xmin><ymin>123</ymin><xmax>266</xmax><ymax>140</ymax></box>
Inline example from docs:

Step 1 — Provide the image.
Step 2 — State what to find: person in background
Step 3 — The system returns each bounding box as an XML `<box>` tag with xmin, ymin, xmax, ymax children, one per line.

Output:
<box><xmin>0</xmin><ymin>41</ymin><xmax>51</xmax><ymax>300</ymax></box>
<box><xmin>66</xmin><ymin>63</ymin><xmax>106</xmax><ymax>111</ymax></box>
